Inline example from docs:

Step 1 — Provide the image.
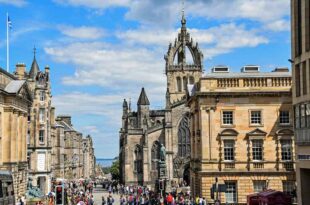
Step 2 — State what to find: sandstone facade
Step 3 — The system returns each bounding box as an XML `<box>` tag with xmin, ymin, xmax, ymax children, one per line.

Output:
<box><xmin>187</xmin><ymin>69</ymin><xmax>296</xmax><ymax>203</ymax></box>
<box><xmin>0</xmin><ymin>65</ymin><xmax>32</xmax><ymax>199</ymax></box>
<box><xmin>119</xmin><ymin>15</ymin><xmax>202</xmax><ymax>188</ymax></box>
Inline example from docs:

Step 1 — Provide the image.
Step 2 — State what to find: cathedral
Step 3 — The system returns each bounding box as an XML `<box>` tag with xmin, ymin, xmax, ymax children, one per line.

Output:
<box><xmin>119</xmin><ymin>14</ymin><xmax>203</xmax><ymax>188</ymax></box>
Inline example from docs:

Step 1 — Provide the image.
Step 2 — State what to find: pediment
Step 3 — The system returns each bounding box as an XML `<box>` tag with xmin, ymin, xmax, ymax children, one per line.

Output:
<box><xmin>276</xmin><ymin>129</ymin><xmax>294</xmax><ymax>136</ymax></box>
<box><xmin>247</xmin><ymin>128</ymin><xmax>267</xmax><ymax>136</ymax></box>
<box><xmin>17</xmin><ymin>84</ymin><xmax>32</xmax><ymax>102</ymax></box>
<box><xmin>219</xmin><ymin>128</ymin><xmax>239</xmax><ymax>136</ymax></box>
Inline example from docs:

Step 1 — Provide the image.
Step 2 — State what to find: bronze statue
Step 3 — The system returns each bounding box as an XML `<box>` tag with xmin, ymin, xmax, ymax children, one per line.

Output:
<box><xmin>160</xmin><ymin>144</ymin><xmax>166</xmax><ymax>162</ymax></box>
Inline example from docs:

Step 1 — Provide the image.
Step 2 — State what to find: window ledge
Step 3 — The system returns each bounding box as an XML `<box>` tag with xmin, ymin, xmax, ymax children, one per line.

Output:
<box><xmin>279</xmin><ymin>123</ymin><xmax>291</xmax><ymax>127</ymax></box>
<box><xmin>221</xmin><ymin>125</ymin><xmax>235</xmax><ymax>128</ymax></box>
<box><xmin>249</xmin><ymin>124</ymin><xmax>264</xmax><ymax>127</ymax></box>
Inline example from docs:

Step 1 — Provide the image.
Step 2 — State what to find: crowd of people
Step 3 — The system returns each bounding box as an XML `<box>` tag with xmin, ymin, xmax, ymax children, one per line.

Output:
<box><xmin>48</xmin><ymin>179</ymin><xmax>96</xmax><ymax>205</ymax></box>
<box><xmin>101</xmin><ymin>183</ymin><xmax>209</xmax><ymax>205</ymax></box>
<box><xmin>45</xmin><ymin>179</ymin><xmax>209</xmax><ymax>205</ymax></box>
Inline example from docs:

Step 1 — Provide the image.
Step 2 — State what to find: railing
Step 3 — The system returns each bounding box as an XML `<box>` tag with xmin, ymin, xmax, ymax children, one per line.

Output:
<box><xmin>224</xmin><ymin>162</ymin><xmax>235</xmax><ymax>169</ymax></box>
<box><xmin>253</xmin><ymin>162</ymin><xmax>264</xmax><ymax>169</ymax></box>
<box><xmin>169</xmin><ymin>65</ymin><xmax>201</xmax><ymax>70</ymax></box>
<box><xmin>218</xmin><ymin>161</ymin><xmax>295</xmax><ymax>171</ymax></box>
<box><xmin>214</xmin><ymin>77</ymin><xmax>292</xmax><ymax>89</ymax></box>
<box><xmin>244</xmin><ymin>78</ymin><xmax>268</xmax><ymax>87</ymax></box>
<box><xmin>217</xmin><ymin>79</ymin><xmax>239</xmax><ymax>88</ymax></box>
<box><xmin>271</xmin><ymin>77</ymin><xmax>291</xmax><ymax>87</ymax></box>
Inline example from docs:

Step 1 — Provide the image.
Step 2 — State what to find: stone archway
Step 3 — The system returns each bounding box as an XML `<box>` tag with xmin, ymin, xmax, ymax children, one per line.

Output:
<box><xmin>183</xmin><ymin>164</ymin><xmax>190</xmax><ymax>186</ymax></box>
<box><xmin>173</xmin><ymin>156</ymin><xmax>190</xmax><ymax>187</ymax></box>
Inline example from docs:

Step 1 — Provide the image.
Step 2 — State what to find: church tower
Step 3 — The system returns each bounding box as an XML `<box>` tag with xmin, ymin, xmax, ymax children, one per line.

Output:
<box><xmin>164</xmin><ymin>10</ymin><xmax>203</xmax><ymax>104</ymax></box>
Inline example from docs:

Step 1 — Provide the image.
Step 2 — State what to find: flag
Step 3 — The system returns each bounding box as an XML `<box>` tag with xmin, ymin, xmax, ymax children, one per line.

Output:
<box><xmin>7</xmin><ymin>15</ymin><xmax>12</xmax><ymax>29</ymax></box>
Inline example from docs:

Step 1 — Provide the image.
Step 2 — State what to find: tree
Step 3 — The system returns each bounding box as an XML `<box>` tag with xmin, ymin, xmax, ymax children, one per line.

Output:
<box><xmin>109</xmin><ymin>159</ymin><xmax>120</xmax><ymax>181</ymax></box>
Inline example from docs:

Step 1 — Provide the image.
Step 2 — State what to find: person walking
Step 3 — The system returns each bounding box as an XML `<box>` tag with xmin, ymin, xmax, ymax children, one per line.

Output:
<box><xmin>107</xmin><ymin>194</ymin><xmax>114</xmax><ymax>205</ymax></box>
<box><xmin>102</xmin><ymin>196</ymin><xmax>106</xmax><ymax>205</ymax></box>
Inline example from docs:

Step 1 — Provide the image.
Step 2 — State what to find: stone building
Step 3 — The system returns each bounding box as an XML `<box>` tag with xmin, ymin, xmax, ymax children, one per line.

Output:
<box><xmin>14</xmin><ymin>53</ymin><xmax>52</xmax><ymax>195</ymax></box>
<box><xmin>291</xmin><ymin>0</ymin><xmax>310</xmax><ymax>204</ymax></box>
<box><xmin>119</xmin><ymin>14</ymin><xmax>202</xmax><ymax>187</ymax></box>
<box><xmin>82</xmin><ymin>136</ymin><xmax>96</xmax><ymax>178</ymax></box>
<box><xmin>50</xmin><ymin>108</ymin><xmax>65</xmax><ymax>179</ymax></box>
<box><xmin>56</xmin><ymin>115</ymin><xmax>84</xmax><ymax>179</ymax></box>
<box><xmin>187</xmin><ymin>67</ymin><xmax>296</xmax><ymax>204</ymax></box>
<box><xmin>0</xmin><ymin>65</ymin><xmax>32</xmax><ymax>198</ymax></box>
<box><xmin>50</xmin><ymin>114</ymin><xmax>96</xmax><ymax>180</ymax></box>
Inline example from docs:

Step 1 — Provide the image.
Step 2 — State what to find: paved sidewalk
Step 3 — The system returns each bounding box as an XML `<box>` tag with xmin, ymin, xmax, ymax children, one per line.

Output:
<box><xmin>92</xmin><ymin>187</ymin><xmax>120</xmax><ymax>205</ymax></box>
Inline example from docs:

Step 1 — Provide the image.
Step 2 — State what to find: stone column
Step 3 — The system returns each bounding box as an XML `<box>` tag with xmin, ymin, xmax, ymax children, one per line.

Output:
<box><xmin>18</xmin><ymin>111</ymin><xmax>23</xmax><ymax>161</ymax></box>
<box><xmin>3</xmin><ymin>108</ymin><xmax>12</xmax><ymax>163</ymax></box>
<box><xmin>23</xmin><ymin>113</ymin><xmax>28</xmax><ymax>162</ymax></box>
<box><xmin>11</xmin><ymin>109</ymin><xmax>18</xmax><ymax>162</ymax></box>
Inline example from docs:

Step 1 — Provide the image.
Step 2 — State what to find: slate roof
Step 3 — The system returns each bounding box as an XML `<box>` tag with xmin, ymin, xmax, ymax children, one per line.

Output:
<box><xmin>137</xmin><ymin>87</ymin><xmax>150</xmax><ymax>105</ymax></box>
<box><xmin>203</xmin><ymin>71</ymin><xmax>291</xmax><ymax>79</ymax></box>
<box><xmin>4</xmin><ymin>80</ymin><xmax>26</xmax><ymax>93</ymax></box>
<box><xmin>58</xmin><ymin>120</ymin><xmax>75</xmax><ymax>132</ymax></box>
<box><xmin>29</xmin><ymin>56</ymin><xmax>40</xmax><ymax>79</ymax></box>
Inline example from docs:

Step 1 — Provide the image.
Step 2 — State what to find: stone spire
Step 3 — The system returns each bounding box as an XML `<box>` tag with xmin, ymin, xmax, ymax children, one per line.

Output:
<box><xmin>29</xmin><ymin>46</ymin><xmax>40</xmax><ymax>79</ymax></box>
<box><xmin>137</xmin><ymin>87</ymin><xmax>150</xmax><ymax>105</ymax></box>
<box><xmin>181</xmin><ymin>0</ymin><xmax>186</xmax><ymax>31</ymax></box>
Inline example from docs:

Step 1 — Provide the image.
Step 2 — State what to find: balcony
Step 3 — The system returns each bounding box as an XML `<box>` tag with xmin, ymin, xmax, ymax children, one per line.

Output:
<box><xmin>223</xmin><ymin>161</ymin><xmax>235</xmax><ymax>169</ymax></box>
<box><xmin>253</xmin><ymin>162</ymin><xmax>264</xmax><ymax>169</ymax></box>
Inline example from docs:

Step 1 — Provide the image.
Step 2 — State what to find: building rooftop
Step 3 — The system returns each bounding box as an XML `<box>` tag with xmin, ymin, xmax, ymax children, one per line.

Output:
<box><xmin>203</xmin><ymin>71</ymin><xmax>291</xmax><ymax>79</ymax></box>
<box><xmin>4</xmin><ymin>80</ymin><xmax>26</xmax><ymax>93</ymax></box>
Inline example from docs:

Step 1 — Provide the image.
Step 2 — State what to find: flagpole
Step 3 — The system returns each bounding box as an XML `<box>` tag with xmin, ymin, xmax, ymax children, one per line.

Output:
<box><xmin>6</xmin><ymin>12</ymin><xmax>9</xmax><ymax>72</ymax></box>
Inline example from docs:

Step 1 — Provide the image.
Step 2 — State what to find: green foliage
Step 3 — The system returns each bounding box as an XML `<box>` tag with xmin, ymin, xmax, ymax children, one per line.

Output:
<box><xmin>109</xmin><ymin>159</ymin><xmax>120</xmax><ymax>181</ymax></box>
<box><xmin>101</xmin><ymin>166</ymin><xmax>110</xmax><ymax>174</ymax></box>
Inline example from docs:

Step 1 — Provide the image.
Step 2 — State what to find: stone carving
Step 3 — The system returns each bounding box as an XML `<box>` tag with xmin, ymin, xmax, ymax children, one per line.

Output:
<box><xmin>160</xmin><ymin>144</ymin><xmax>166</xmax><ymax>162</ymax></box>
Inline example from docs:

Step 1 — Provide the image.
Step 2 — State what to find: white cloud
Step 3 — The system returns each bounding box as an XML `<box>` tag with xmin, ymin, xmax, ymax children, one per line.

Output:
<box><xmin>59</xmin><ymin>25</ymin><xmax>105</xmax><ymax>39</ymax></box>
<box><xmin>81</xmin><ymin>125</ymin><xmax>99</xmax><ymax>134</ymax></box>
<box><xmin>117</xmin><ymin>23</ymin><xmax>268</xmax><ymax>59</ymax></box>
<box><xmin>54</xmin><ymin>0</ymin><xmax>289</xmax><ymax>32</ymax></box>
<box><xmin>45</xmin><ymin>42</ymin><xmax>166</xmax><ymax>88</ymax></box>
<box><xmin>0</xmin><ymin>0</ymin><xmax>27</xmax><ymax>7</ymax></box>
<box><xmin>186</xmin><ymin>0</ymin><xmax>290</xmax><ymax>23</ymax></box>
<box><xmin>264</xmin><ymin>20</ymin><xmax>290</xmax><ymax>32</ymax></box>
<box><xmin>53</xmin><ymin>0</ymin><xmax>131</xmax><ymax>9</ymax></box>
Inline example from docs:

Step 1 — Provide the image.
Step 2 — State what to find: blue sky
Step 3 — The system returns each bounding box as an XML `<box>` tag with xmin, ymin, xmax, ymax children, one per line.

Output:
<box><xmin>0</xmin><ymin>0</ymin><xmax>291</xmax><ymax>158</ymax></box>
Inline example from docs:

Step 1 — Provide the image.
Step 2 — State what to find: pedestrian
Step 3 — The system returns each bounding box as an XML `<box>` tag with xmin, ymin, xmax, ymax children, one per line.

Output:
<box><xmin>120</xmin><ymin>195</ymin><xmax>126</xmax><ymax>205</ymax></box>
<box><xmin>107</xmin><ymin>194</ymin><xmax>114</xmax><ymax>205</ymax></box>
<box><xmin>102</xmin><ymin>196</ymin><xmax>106</xmax><ymax>205</ymax></box>
<box><xmin>88</xmin><ymin>195</ymin><xmax>94</xmax><ymax>205</ymax></box>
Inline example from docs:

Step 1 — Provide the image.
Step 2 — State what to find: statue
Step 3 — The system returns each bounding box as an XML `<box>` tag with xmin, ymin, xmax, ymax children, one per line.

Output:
<box><xmin>26</xmin><ymin>177</ymin><xmax>44</xmax><ymax>198</ymax></box>
<box><xmin>160</xmin><ymin>144</ymin><xmax>166</xmax><ymax>162</ymax></box>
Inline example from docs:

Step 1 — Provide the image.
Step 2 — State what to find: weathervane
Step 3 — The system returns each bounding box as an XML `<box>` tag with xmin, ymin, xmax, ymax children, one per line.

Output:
<box><xmin>182</xmin><ymin>0</ymin><xmax>185</xmax><ymax>19</ymax></box>
<box><xmin>33</xmin><ymin>46</ymin><xmax>36</xmax><ymax>57</ymax></box>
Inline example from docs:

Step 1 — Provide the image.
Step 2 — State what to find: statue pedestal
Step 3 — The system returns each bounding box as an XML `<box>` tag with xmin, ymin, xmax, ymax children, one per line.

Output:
<box><xmin>158</xmin><ymin>161</ymin><xmax>167</xmax><ymax>179</ymax></box>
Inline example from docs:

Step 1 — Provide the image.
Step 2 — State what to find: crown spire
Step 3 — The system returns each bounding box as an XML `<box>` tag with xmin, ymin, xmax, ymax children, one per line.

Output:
<box><xmin>181</xmin><ymin>0</ymin><xmax>186</xmax><ymax>28</ymax></box>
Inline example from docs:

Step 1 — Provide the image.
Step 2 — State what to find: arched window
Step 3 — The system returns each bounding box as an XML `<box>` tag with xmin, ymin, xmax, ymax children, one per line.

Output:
<box><xmin>134</xmin><ymin>145</ymin><xmax>142</xmax><ymax>173</ymax></box>
<box><xmin>177</xmin><ymin>77</ymin><xmax>182</xmax><ymax>92</ymax></box>
<box><xmin>189</xmin><ymin>76</ymin><xmax>195</xmax><ymax>84</ymax></box>
<box><xmin>151</xmin><ymin>141</ymin><xmax>160</xmax><ymax>170</ymax></box>
<box><xmin>183</xmin><ymin>76</ymin><xmax>188</xmax><ymax>91</ymax></box>
<box><xmin>178</xmin><ymin>116</ymin><xmax>191</xmax><ymax>157</ymax></box>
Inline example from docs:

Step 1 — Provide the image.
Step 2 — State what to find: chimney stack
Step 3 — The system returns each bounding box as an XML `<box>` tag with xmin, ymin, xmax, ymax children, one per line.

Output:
<box><xmin>15</xmin><ymin>63</ymin><xmax>26</xmax><ymax>80</ymax></box>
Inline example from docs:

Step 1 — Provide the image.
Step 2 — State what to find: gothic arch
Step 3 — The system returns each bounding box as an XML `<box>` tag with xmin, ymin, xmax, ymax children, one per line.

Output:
<box><xmin>151</xmin><ymin>141</ymin><xmax>160</xmax><ymax>170</ymax></box>
<box><xmin>134</xmin><ymin>145</ymin><xmax>143</xmax><ymax>173</ymax></box>
<box><xmin>178</xmin><ymin>116</ymin><xmax>191</xmax><ymax>157</ymax></box>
